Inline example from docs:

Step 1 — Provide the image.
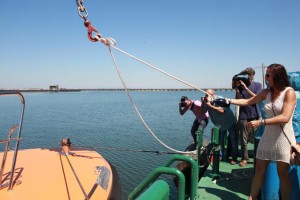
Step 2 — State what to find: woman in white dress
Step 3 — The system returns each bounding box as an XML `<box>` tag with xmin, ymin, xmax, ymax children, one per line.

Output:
<box><xmin>229</xmin><ymin>63</ymin><xmax>300</xmax><ymax>200</ymax></box>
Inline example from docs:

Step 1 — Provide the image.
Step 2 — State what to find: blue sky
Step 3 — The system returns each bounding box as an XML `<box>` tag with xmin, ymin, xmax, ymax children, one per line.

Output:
<box><xmin>1</xmin><ymin>0</ymin><xmax>299</xmax><ymax>89</ymax></box>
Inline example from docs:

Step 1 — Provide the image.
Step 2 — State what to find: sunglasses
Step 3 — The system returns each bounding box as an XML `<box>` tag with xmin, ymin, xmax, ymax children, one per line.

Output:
<box><xmin>265</xmin><ymin>73</ymin><xmax>272</xmax><ymax>78</ymax></box>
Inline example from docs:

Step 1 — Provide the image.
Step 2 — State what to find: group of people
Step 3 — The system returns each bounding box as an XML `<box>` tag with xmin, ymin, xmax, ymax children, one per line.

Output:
<box><xmin>179</xmin><ymin>66</ymin><xmax>261</xmax><ymax>166</ymax></box>
<box><xmin>179</xmin><ymin>63</ymin><xmax>300</xmax><ymax>200</ymax></box>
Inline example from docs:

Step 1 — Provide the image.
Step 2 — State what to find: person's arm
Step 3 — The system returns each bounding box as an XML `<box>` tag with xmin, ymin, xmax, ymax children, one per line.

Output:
<box><xmin>179</xmin><ymin>103</ymin><xmax>189</xmax><ymax>115</ymax></box>
<box><xmin>246</xmin><ymin>88</ymin><xmax>296</xmax><ymax>129</ymax></box>
<box><xmin>240</xmin><ymin>81</ymin><xmax>256</xmax><ymax>97</ymax></box>
<box><xmin>229</xmin><ymin>89</ymin><xmax>268</xmax><ymax>107</ymax></box>
<box><xmin>206</xmin><ymin>101</ymin><xmax>224</xmax><ymax>113</ymax></box>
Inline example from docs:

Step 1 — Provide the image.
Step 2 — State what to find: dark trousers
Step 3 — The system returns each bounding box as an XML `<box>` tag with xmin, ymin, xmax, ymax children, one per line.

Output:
<box><xmin>191</xmin><ymin>118</ymin><xmax>209</xmax><ymax>144</ymax></box>
<box><xmin>237</xmin><ymin>119</ymin><xmax>256</xmax><ymax>160</ymax></box>
<box><xmin>220</xmin><ymin>123</ymin><xmax>239</xmax><ymax>161</ymax></box>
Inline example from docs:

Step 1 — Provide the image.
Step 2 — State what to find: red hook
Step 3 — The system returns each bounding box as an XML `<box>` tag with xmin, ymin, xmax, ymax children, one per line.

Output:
<box><xmin>84</xmin><ymin>20</ymin><xmax>100</xmax><ymax>42</ymax></box>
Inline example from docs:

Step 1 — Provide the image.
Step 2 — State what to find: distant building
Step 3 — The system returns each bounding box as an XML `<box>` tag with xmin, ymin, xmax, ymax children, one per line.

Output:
<box><xmin>49</xmin><ymin>85</ymin><xmax>59</xmax><ymax>92</ymax></box>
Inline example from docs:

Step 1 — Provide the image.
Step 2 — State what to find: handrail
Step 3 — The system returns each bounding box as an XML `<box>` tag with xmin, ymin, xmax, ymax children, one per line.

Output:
<box><xmin>128</xmin><ymin>166</ymin><xmax>186</xmax><ymax>200</ymax></box>
<box><xmin>128</xmin><ymin>154</ymin><xmax>199</xmax><ymax>200</ymax></box>
<box><xmin>0</xmin><ymin>125</ymin><xmax>19</xmax><ymax>187</ymax></box>
<box><xmin>0</xmin><ymin>92</ymin><xmax>25</xmax><ymax>190</ymax></box>
<box><xmin>163</xmin><ymin>155</ymin><xmax>199</xmax><ymax>199</ymax></box>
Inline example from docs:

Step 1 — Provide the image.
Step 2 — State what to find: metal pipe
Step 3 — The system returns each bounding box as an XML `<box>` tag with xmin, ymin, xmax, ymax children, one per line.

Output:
<box><xmin>0</xmin><ymin>92</ymin><xmax>25</xmax><ymax>190</ymax></box>
<box><xmin>128</xmin><ymin>167</ymin><xmax>185</xmax><ymax>200</ymax></box>
<box><xmin>0</xmin><ymin>125</ymin><xmax>18</xmax><ymax>188</ymax></box>
<box><xmin>163</xmin><ymin>154</ymin><xmax>198</xmax><ymax>199</ymax></box>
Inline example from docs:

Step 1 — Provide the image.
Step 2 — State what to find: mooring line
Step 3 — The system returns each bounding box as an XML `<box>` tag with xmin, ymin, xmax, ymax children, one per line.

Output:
<box><xmin>62</xmin><ymin>149</ymin><xmax>90</xmax><ymax>200</ymax></box>
<box><xmin>76</xmin><ymin>145</ymin><xmax>194</xmax><ymax>155</ymax></box>
<box><xmin>59</xmin><ymin>154</ymin><xmax>71</xmax><ymax>200</ymax></box>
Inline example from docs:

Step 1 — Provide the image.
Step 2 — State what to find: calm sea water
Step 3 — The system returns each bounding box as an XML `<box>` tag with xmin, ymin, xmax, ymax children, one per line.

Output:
<box><xmin>0</xmin><ymin>91</ymin><xmax>235</xmax><ymax>199</ymax></box>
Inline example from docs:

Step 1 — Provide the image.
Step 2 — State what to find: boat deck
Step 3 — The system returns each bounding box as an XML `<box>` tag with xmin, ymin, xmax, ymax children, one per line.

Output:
<box><xmin>196</xmin><ymin>141</ymin><xmax>255</xmax><ymax>200</ymax></box>
<box><xmin>197</xmin><ymin>157</ymin><xmax>254</xmax><ymax>200</ymax></box>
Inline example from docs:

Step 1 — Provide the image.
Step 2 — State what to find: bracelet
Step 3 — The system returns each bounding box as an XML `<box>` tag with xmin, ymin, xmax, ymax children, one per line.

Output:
<box><xmin>263</xmin><ymin>119</ymin><xmax>266</xmax><ymax>125</ymax></box>
<box><xmin>261</xmin><ymin>119</ymin><xmax>266</xmax><ymax>125</ymax></box>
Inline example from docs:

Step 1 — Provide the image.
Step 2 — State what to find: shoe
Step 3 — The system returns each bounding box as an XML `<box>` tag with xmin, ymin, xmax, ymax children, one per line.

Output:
<box><xmin>230</xmin><ymin>160</ymin><xmax>237</xmax><ymax>165</ymax></box>
<box><xmin>239</xmin><ymin>160</ymin><xmax>247</xmax><ymax>167</ymax></box>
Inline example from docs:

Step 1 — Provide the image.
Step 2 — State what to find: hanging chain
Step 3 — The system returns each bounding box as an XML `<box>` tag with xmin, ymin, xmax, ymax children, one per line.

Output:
<box><xmin>75</xmin><ymin>0</ymin><xmax>116</xmax><ymax>46</ymax></box>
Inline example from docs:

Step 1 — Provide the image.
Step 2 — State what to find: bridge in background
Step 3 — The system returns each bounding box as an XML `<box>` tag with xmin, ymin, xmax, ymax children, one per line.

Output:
<box><xmin>1</xmin><ymin>88</ymin><xmax>234</xmax><ymax>92</ymax></box>
<box><xmin>79</xmin><ymin>88</ymin><xmax>233</xmax><ymax>92</ymax></box>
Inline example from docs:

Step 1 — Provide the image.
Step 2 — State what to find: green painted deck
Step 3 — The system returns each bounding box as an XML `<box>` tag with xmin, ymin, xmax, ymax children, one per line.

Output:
<box><xmin>197</xmin><ymin>143</ymin><xmax>256</xmax><ymax>200</ymax></box>
<box><xmin>197</xmin><ymin>158</ymin><xmax>254</xmax><ymax>200</ymax></box>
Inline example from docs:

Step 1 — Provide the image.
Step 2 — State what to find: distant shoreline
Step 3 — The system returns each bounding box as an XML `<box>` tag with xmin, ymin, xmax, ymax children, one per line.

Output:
<box><xmin>1</xmin><ymin>88</ymin><xmax>233</xmax><ymax>92</ymax></box>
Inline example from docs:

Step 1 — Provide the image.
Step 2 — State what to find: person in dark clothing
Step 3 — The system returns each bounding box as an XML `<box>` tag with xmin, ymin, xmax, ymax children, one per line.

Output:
<box><xmin>234</xmin><ymin>67</ymin><xmax>262</xmax><ymax>167</ymax></box>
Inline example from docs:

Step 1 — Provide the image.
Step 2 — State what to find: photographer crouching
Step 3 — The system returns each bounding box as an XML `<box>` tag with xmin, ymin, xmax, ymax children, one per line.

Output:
<box><xmin>179</xmin><ymin>96</ymin><xmax>209</xmax><ymax>145</ymax></box>
<box><xmin>232</xmin><ymin>67</ymin><xmax>262</xmax><ymax>167</ymax></box>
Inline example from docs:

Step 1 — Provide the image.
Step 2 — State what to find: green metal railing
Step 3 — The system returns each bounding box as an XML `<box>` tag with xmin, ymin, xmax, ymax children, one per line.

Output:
<box><xmin>128</xmin><ymin>152</ymin><xmax>199</xmax><ymax>200</ymax></box>
<box><xmin>128</xmin><ymin>129</ymin><xmax>210</xmax><ymax>200</ymax></box>
<box><xmin>128</xmin><ymin>165</ymin><xmax>186</xmax><ymax>200</ymax></box>
<box><xmin>163</xmin><ymin>154</ymin><xmax>199</xmax><ymax>199</ymax></box>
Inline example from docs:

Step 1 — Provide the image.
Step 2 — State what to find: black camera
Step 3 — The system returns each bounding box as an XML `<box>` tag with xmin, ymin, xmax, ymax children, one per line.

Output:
<box><xmin>201</xmin><ymin>96</ymin><xmax>208</xmax><ymax>102</ymax></box>
<box><xmin>213</xmin><ymin>98</ymin><xmax>230</xmax><ymax>107</ymax></box>
<box><xmin>180</xmin><ymin>96</ymin><xmax>188</xmax><ymax>107</ymax></box>
<box><xmin>232</xmin><ymin>74</ymin><xmax>250</xmax><ymax>88</ymax></box>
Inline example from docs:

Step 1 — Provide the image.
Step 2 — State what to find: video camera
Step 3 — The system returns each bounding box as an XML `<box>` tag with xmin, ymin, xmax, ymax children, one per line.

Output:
<box><xmin>232</xmin><ymin>72</ymin><xmax>251</xmax><ymax>89</ymax></box>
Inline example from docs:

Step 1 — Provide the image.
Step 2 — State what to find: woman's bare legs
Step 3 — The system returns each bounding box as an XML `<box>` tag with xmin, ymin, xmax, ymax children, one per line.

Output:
<box><xmin>248</xmin><ymin>159</ymin><xmax>270</xmax><ymax>200</ymax></box>
<box><xmin>277</xmin><ymin>161</ymin><xmax>291</xmax><ymax>200</ymax></box>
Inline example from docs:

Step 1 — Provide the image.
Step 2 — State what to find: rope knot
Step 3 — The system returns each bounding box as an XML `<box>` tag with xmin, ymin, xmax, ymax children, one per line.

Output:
<box><xmin>96</xmin><ymin>37</ymin><xmax>117</xmax><ymax>47</ymax></box>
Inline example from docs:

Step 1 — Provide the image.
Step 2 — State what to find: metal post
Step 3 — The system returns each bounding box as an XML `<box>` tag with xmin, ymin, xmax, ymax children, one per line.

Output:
<box><xmin>8</xmin><ymin>93</ymin><xmax>25</xmax><ymax>190</ymax></box>
<box><xmin>196</xmin><ymin>130</ymin><xmax>202</xmax><ymax>179</ymax></box>
<box><xmin>209</xmin><ymin>127</ymin><xmax>221</xmax><ymax>180</ymax></box>
<box><xmin>262</xmin><ymin>63</ymin><xmax>265</xmax><ymax>89</ymax></box>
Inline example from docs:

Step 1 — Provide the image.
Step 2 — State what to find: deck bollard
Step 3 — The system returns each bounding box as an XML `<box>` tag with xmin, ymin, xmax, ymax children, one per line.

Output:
<box><xmin>209</xmin><ymin>126</ymin><xmax>221</xmax><ymax>179</ymax></box>
<box><xmin>196</xmin><ymin>130</ymin><xmax>203</xmax><ymax>176</ymax></box>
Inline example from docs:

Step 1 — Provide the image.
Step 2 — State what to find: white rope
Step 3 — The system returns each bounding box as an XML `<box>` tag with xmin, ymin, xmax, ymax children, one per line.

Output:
<box><xmin>107</xmin><ymin>46</ymin><xmax>196</xmax><ymax>155</ymax></box>
<box><xmin>96</xmin><ymin>36</ymin><xmax>210</xmax><ymax>155</ymax></box>
<box><xmin>112</xmin><ymin>47</ymin><xmax>208</xmax><ymax>94</ymax></box>
<box><xmin>99</xmin><ymin>37</ymin><xmax>209</xmax><ymax>95</ymax></box>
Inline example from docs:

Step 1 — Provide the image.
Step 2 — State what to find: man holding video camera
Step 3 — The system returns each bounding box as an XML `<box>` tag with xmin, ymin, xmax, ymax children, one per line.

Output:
<box><xmin>179</xmin><ymin>96</ymin><xmax>209</xmax><ymax>145</ymax></box>
<box><xmin>233</xmin><ymin>67</ymin><xmax>262</xmax><ymax>167</ymax></box>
